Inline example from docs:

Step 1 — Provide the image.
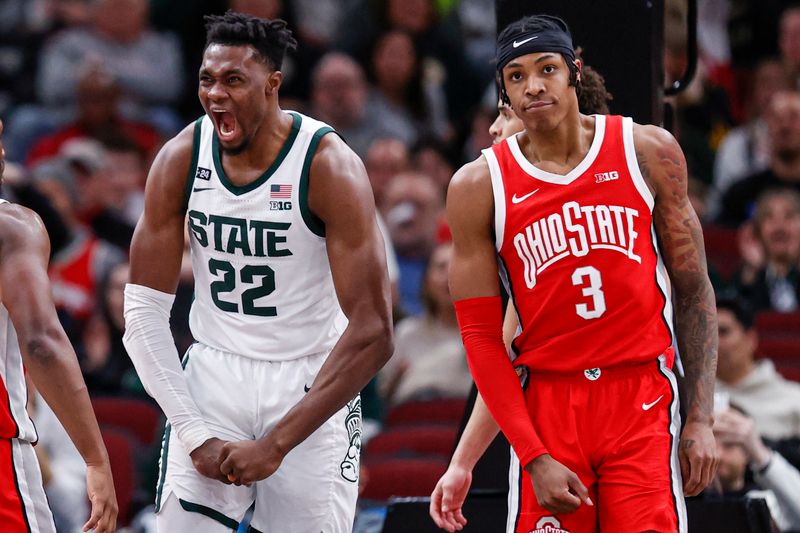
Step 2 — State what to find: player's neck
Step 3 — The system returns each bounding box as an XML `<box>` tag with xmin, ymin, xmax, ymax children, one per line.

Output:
<box><xmin>518</xmin><ymin>112</ymin><xmax>593</xmax><ymax>168</ymax></box>
<box><xmin>718</xmin><ymin>359</ymin><xmax>756</xmax><ymax>386</ymax></box>
<box><xmin>771</xmin><ymin>151</ymin><xmax>800</xmax><ymax>181</ymax></box>
<box><xmin>766</xmin><ymin>257</ymin><xmax>795</xmax><ymax>279</ymax></box>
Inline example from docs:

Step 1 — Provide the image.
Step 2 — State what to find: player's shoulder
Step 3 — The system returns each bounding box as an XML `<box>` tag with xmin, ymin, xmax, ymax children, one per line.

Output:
<box><xmin>448</xmin><ymin>155</ymin><xmax>492</xmax><ymax>200</ymax></box>
<box><xmin>144</xmin><ymin>119</ymin><xmax>203</xmax><ymax>207</ymax></box>
<box><xmin>631</xmin><ymin>122</ymin><xmax>680</xmax><ymax>154</ymax></box>
<box><xmin>0</xmin><ymin>203</ymin><xmax>47</xmax><ymax>251</ymax></box>
<box><xmin>154</xmin><ymin>120</ymin><xmax>199</xmax><ymax>172</ymax></box>
<box><xmin>310</xmin><ymin>126</ymin><xmax>364</xmax><ymax>181</ymax></box>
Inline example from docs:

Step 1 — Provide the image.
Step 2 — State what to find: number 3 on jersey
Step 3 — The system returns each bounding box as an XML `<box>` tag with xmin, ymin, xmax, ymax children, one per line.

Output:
<box><xmin>571</xmin><ymin>266</ymin><xmax>606</xmax><ymax>320</ymax></box>
<box><xmin>209</xmin><ymin>259</ymin><xmax>277</xmax><ymax>316</ymax></box>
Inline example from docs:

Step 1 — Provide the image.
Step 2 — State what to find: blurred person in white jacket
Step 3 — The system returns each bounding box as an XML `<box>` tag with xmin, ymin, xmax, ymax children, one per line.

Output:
<box><xmin>714</xmin><ymin>406</ymin><xmax>800</xmax><ymax>531</ymax></box>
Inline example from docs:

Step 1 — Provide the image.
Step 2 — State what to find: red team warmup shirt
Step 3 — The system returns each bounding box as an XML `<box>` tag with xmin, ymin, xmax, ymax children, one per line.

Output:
<box><xmin>486</xmin><ymin>114</ymin><xmax>673</xmax><ymax>372</ymax></box>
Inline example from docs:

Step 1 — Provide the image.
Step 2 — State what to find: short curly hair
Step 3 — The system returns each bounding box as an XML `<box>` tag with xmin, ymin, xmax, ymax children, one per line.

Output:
<box><xmin>578</xmin><ymin>65</ymin><xmax>613</xmax><ymax>115</ymax></box>
<box><xmin>204</xmin><ymin>11</ymin><xmax>297</xmax><ymax>71</ymax></box>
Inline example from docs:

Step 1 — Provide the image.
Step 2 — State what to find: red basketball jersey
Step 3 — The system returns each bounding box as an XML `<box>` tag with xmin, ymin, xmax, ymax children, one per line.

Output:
<box><xmin>484</xmin><ymin>115</ymin><xmax>673</xmax><ymax>373</ymax></box>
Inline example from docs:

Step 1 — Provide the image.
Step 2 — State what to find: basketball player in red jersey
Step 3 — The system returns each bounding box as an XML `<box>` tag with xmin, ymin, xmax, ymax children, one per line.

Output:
<box><xmin>447</xmin><ymin>15</ymin><xmax>718</xmax><ymax>532</ymax></box>
<box><xmin>0</xmin><ymin>120</ymin><xmax>117</xmax><ymax>532</ymax></box>
<box><xmin>431</xmin><ymin>66</ymin><xmax>614</xmax><ymax>532</ymax></box>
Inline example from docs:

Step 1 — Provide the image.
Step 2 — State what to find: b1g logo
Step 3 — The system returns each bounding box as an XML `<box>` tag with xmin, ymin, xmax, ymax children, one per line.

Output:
<box><xmin>529</xmin><ymin>516</ymin><xmax>570</xmax><ymax>533</ymax></box>
<box><xmin>269</xmin><ymin>201</ymin><xmax>292</xmax><ymax>211</ymax></box>
<box><xmin>595</xmin><ymin>170</ymin><xmax>619</xmax><ymax>183</ymax></box>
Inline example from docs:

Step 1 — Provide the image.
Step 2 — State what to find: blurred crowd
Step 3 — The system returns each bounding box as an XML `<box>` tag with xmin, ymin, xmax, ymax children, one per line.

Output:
<box><xmin>1</xmin><ymin>0</ymin><xmax>800</xmax><ymax>530</ymax></box>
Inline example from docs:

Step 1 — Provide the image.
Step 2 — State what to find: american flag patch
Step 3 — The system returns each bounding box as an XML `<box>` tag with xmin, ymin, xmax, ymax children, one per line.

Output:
<box><xmin>270</xmin><ymin>184</ymin><xmax>292</xmax><ymax>198</ymax></box>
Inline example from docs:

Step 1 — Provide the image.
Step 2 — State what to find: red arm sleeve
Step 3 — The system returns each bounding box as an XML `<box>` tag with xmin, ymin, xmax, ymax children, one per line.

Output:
<box><xmin>454</xmin><ymin>295</ymin><xmax>547</xmax><ymax>467</ymax></box>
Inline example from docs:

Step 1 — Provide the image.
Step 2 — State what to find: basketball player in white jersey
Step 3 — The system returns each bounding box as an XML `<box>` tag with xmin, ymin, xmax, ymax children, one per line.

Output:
<box><xmin>122</xmin><ymin>13</ymin><xmax>393</xmax><ymax>533</ymax></box>
<box><xmin>0</xmin><ymin>120</ymin><xmax>117</xmax><ymax>532</ymax></box>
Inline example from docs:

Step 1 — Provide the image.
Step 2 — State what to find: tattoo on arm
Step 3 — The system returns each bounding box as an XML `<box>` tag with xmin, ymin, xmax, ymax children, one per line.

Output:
<box><xmin>637</xmin><ymin>136</ymin><xmax>718</xmax><ymax>425</ymax></box>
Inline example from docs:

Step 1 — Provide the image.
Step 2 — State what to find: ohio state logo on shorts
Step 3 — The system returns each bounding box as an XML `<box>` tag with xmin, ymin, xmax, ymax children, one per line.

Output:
<box><xmin>529</xmin><ymin>516</ymin><xmax>570</xmax><ymax>533</ymax></box>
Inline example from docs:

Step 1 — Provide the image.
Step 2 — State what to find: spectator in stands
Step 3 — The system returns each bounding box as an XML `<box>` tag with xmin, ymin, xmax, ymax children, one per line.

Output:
<box><xmin>719</xmin><ymin>90</ymin><xmax>800</xmax><ymax>226</ymax></box>
<box><xmin>369</xmin><ymin>29</ymin><xmax>449</xmax><ymax>141</ymax></box>
<box><xmin>412</xmin><ymin>137</ymin><xmax>455</xmax><ymax>195</ymax></box>
<box><xmin>381</xmin><ymin>171</ymin><xmax>443</xmax><ymax>315</ymax></box>
<box><xmin>311</xmin><ymin>52</ymin><xmax>415</xmax><ymax>157</ymax></box>
<box><xmin>378</xmin><ymin>242</ymin><xmax>470</xmax><ymax>406</ymax></box>
<box><xmin>780</xmin><ymin>5</ymin><xmax>800</xmax><ymax>89</ymax></box>
<box><xmin>4</xmin><ymin>0</ymin><xmax>182</xmax><ymax>162</ymax></box>
<box><xmin>454</xmin><ymin>0</ymin><xmax>496</xmax><ymax>81</ymax></box>
<box><xmin>734</xmin><ymin>188</ymin><xmax>800</xmax><ymax>313</ymax></box>
<box><xmin>715</xmin><ymin>298</ymin><xmax>800</xmax><ymax>442</ymax></box>
<box><xmin>26</xmin><ymin>67</ymin><xmax>160</xmax><ymax>168</ymax></box>
<box><xmin>338</xmin><ymin>0</ymin><xmax>482</xmax><ymax>121</ymax></box>
<box><xmin>30</xmin><ymin>145</ymin><xmax>123</xmax><ymax>326</ymax></box>
<box><xmin>713</xmin><ymin>406</ymin><xmax>800</xmax><ymax>531</ymax></box>
<box><xmin>461</xmin><ymin>103</ymin><xmax>496</xmax><ymax>162</ymax></box>
<box><xmin>38</xmin><ymin>0</ymin><xmax>183</xmax><ymax>126</ymax></box>
<box><xmin>101</xmin><ymin>134</ymin><xmax>147</xmax><ymax>227</ymax></box>
<box><xmin>709</xmin><ymin>59</ymin><xmax>792</xmax><ymax>219</ymax></box>
<box><xmin>365</xmin><ymin>137</ymin><xmax>411</xmax><ymax>207</ymax></box>
<box><xmin>82</xmin><ymin>261</ymin><xmax>141</xmax><ymax>395</ymax></box>
<box><xmin>58</xmin><ymin>138</ymin><xmax>136</xmax><ymax>249</ymax></box>
<box><xmin>668</xmin><ymin>46</ymin><xmax>735</xmax><ymax>186</ymax></box>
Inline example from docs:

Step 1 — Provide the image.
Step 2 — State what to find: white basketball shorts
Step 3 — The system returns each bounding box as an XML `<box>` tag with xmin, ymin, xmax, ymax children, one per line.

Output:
<box><xmin>154</xmin><ymin>342</ymin><xmax>361</xmax><ymax>532</ymax></box>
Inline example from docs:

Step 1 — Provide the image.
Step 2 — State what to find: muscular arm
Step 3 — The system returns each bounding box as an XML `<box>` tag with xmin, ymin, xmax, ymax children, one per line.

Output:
<box><xmin>0</xmin><ymin>205</ymin><xmax>117</xmax><ymax>532</ymax></box>
<box><xmin>636</xmin><ymin>125</ymin><xmax>717</xmax><ymax>424</ymax></box>
<box><xmin>0</xmin><ymin>206</ymin><xmax>106</xmax><ymax>464</ymax></box>
<box><xmin>635</xmin><ymin>124</ymin><xmax>719</xmax><ymax>495</ymax></box>
<box><xmin>123</xmin><ymin>125</ymin><xmax>215</xmax><ymax>455</ymax></box>
<box><xmin>260</xmin><ymin>134</ymin><xmax>394</xmax><ymax>455</ymax></box>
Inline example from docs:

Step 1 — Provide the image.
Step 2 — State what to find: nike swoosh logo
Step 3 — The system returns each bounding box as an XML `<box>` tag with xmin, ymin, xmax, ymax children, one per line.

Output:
<box><xmin>304</xmin><ymin>384</ymin><xmax>311</xmax><ymax>393</ymax></box>
<box><xmin>193</xmin><ymin>187</ymin><xmax>214</xmax><ymax>192</ymax></box>
<box><xmin>642</xmin><ymin>395</ymin><xmax>664</xmax><ymax>411</ymax></box>
<box><xmin>511</xmin><ymin>189</ymin><xmax>540</xmax><ymax>204</ymax></box>
<box><xmin>513</xmin><ymin>36</ymin><xmax>538</xmax><ymax>48</ymax></box>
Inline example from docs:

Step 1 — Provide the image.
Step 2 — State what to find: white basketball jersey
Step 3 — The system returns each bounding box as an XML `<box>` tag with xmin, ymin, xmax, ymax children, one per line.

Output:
<box><xmin>185</xmin><ymin>112</ymin><xmax>347</xmax><ymax>361</ymax></box>
<box><xmin>0</xmin><ymin>200</ymin><xmax>37</xmax><ymax>442</ymax></box>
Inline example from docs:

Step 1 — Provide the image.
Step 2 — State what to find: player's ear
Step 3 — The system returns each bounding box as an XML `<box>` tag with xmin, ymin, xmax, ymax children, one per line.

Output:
<box><xmin>265</xmin><ymin>70</ymin><xmax>283</xmax><ymax>96</ymax></box>
<box><xmin>574</xmin><ymin>59</ymin><xmax>583</xmax><ymax>84</ymax></box>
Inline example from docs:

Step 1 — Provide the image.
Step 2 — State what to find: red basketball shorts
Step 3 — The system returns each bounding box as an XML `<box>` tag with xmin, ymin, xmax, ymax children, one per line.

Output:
<box><xmin>506</xmin><ymin>354</ymin><xmax>687</xmax><ymax>533</ymax></box>
<box><xmin>0</xmin><ymin>438</ymin><xmax>56</xmax><ymax>533</ymax></box>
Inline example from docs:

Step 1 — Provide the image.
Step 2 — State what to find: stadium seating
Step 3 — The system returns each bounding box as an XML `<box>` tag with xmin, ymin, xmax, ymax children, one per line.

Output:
<box><xmin>92</xmin><ymin>397</ymin><xmax>163</xmax><ymax>447</ymax></box>
<box><xmin>101</xmin><ymin>427</ymin><xmax>136</xmax><ymax>526</ymax></box>
<box><xmin>365</xmin><ymin>425</ymin><xmax>458</xmax><ymax>459</ymax></box>
<box><xmin>384</xmin><ymin>398</ymin><xmax>467</xmax><ymax>428</ymax></box>
<box><xmin>702</xmin><ymin>224</ymin><xmax>741</xmax><ymax>281</ymax></box>
<box><xmin>360</xmin><ymin>457</ymin><xmax>448</xmax><ymax>501</ymax></box>
<box><xmin>755</xmin><ymin>311</ymin><xmax>800</xmax><ymax>340</ymax></box>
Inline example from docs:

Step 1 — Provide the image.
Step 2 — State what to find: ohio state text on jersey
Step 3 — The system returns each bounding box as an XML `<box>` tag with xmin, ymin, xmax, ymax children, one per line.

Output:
<box><xmin>482</xmin><ymin>115</ymin><xmax>673</xmax><ymax>373</ymax></box>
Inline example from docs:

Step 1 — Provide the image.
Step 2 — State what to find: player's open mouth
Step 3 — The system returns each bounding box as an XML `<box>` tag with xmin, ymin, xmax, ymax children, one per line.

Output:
<box><xmin>213</xmin><ymin>110</ymin><xmax>239</xmax><ymax>142</ymax></box>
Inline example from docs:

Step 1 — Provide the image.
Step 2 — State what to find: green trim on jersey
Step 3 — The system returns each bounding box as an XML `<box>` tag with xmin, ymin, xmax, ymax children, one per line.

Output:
<box><xmin>179</xmin><ymin>499</ymin><xmax>240</xmax><ymax>530</ymax></box>
<box><xmin>182</xmin><ymin>116</ymin><xmax>205</xmax><ymax>212</ymax></box>
<box><xmin>154</xmin><ymin>423</ymin><xmax>171</xmax><ymax>512</ymax></box>
<box><xmin>212</xmin><ymin>112</ymin><xmax>302</xmax><ymax>196</ymax></box>
<box><xmin>299</xmin><ymin>126</ymin><xmax>335</xmax><ymax>237</ymax></box>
